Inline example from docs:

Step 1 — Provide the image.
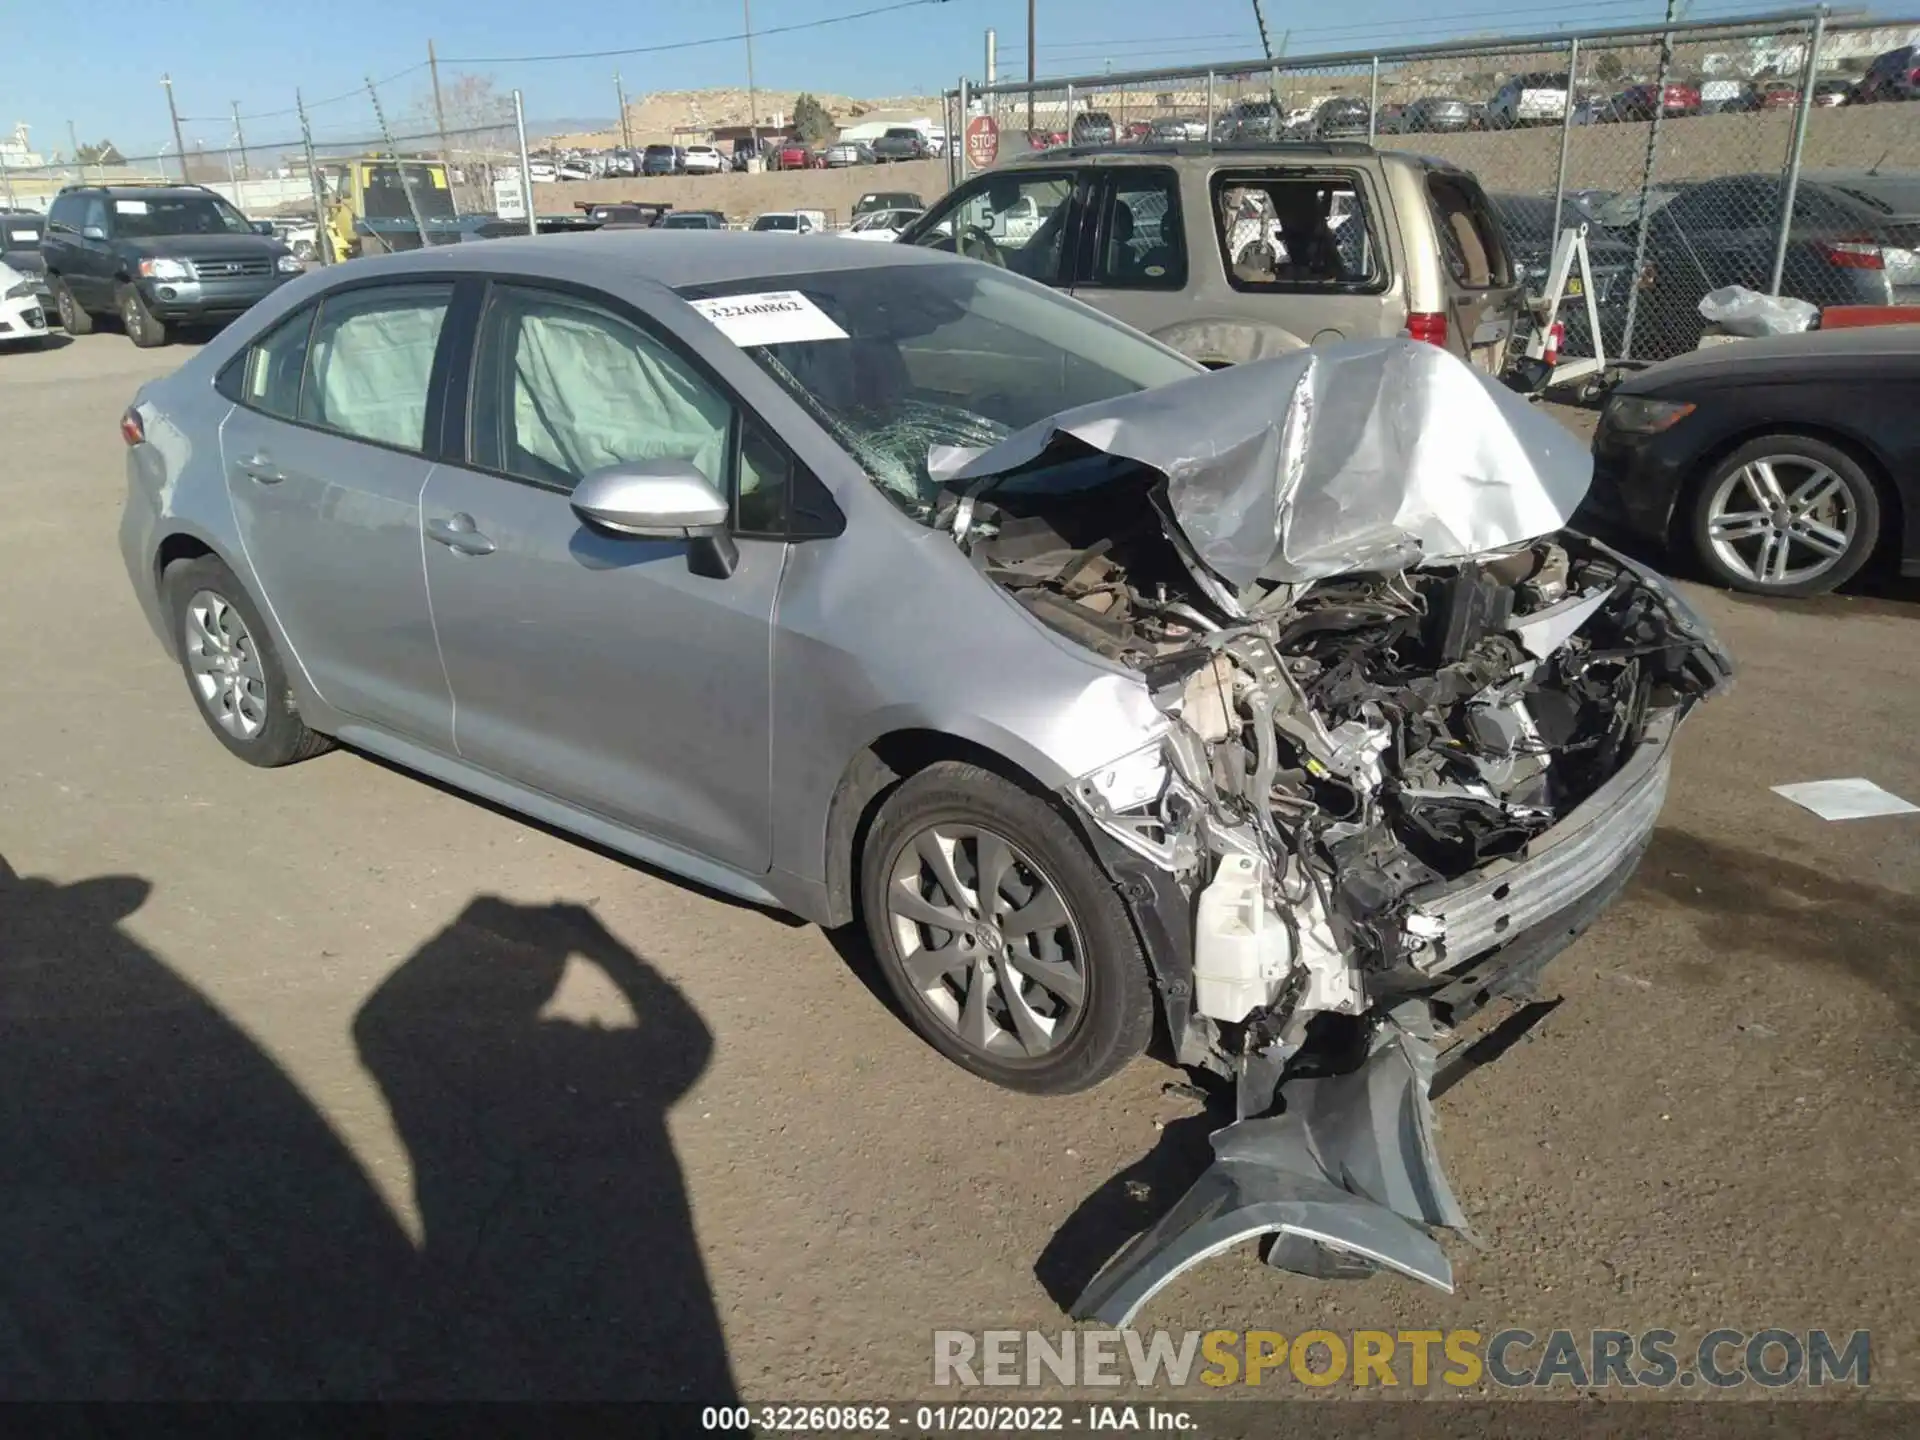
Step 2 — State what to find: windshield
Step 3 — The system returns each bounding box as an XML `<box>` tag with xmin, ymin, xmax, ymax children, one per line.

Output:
<box><xmin>753</xmin><ymin>215</ymin><xmax>797</xmax><ymax>231</ymax></box>
<box><xmin>358</xmin><ymin>164</ymin><xmax>457</xmax><ymax>223</ymax></box>
<box><xmin>676</xmin><ymin>262</ymin><xmax>1198</xmax><ymax>521</ymax></box>
<box><xmin>109</xmin><ymin>195</ymin><xmax>253</xmax><ymax>238</ymax></box>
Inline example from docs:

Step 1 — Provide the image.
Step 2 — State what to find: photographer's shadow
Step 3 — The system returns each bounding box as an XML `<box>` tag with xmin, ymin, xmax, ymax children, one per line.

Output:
<box><xmin>355</xmin><ymin>895</ymin><xmax>734</xmax><ymax>1400</ymax></box>
<box><xmin>0</xmin><ymin>857</ymin><xmax>733</xmax><ymax>1399</ymax></box>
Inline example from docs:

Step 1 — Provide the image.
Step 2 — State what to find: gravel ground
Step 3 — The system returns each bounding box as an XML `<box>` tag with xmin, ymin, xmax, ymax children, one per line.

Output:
<box><xmin>2</xmin><ymin>332</ymin><xmax>1916</xmax><ymax>1407</ymax></box>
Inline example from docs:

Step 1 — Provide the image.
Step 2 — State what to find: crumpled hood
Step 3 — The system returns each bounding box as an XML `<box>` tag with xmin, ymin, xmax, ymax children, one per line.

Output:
<box><xmin>929</xmin><ymin>338</ymin><xmax>1593</xmax><ymax>591</ymax></box>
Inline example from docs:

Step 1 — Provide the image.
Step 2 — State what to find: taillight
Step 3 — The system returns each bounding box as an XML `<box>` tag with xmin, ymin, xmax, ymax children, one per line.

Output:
<box><xmin>1817</xmin><ymin>239</ymin><xmax>1886</xmax><ymax>270</ymax></box>
<box><xmin>1404</xmin><ymin>311</ymin><xmax>1448</xmax><ymax>347</ymax></box>
<box><xmin>120</xmin><ymin>407</ymin><xmax>145</xmax><ymax>447</ymax></box>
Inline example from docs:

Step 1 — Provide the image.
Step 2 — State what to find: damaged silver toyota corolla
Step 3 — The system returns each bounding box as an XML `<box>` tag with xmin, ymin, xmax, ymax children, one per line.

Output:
<box><xmin>120</xmin><ymin>240</ymin><xmax>1729</xmax><ymax>1326</ymax></box>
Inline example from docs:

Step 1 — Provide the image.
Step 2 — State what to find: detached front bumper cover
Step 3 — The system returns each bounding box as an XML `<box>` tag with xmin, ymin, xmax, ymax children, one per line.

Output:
<box><xmin>1073</xmin><ymin>1004</ymin><xmax>1467</xmax><ymax>1327</ymax></box>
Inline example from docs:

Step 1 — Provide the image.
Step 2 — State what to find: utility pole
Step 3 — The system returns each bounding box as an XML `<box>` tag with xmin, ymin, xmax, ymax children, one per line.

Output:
<box><xmin>162</xmin><ymin>74</ymin><xmax>188</xmax><ymax>182</ymax></box>
<box><xmin>616</xmin><ymin>72</ymin><xmax>634</xmax><ymax>152</ymax></box>
<box><xmin>297</xmin><ymin>90</ymin><xmax>333</xmax><ymax>264</ymax></box>
<box><xmin>67</xmin><ymin>120</ymin><xmax>84</xmax><ymax>181</ymax></box>
<box><xmin>744</xmin><ymin>0</ymin><xmax>760</xmax><ymax>160</ymax></box>
<box><xmin>1250</xmin><ymin>0</ymin><xmax>1282</xmax><ymax>116</ymax></box>
<box><xmin>427</xmin><ymin>39</ymin><xmax>458</xmax><ymax>215</ymax></box>
<box><xmin>986</xmin><ymin>29</ymin><xmax>997</xmax><ymax>86</ymax></box>
<box><xmin>232</xmin><ymin>101</ymin><xmax>249</xmax><ymax>181</ymax></box>
<box><xmin>1026</xmin><ymin>0</ymin><xmax>1036</xmax><ymax>132</ymax></box>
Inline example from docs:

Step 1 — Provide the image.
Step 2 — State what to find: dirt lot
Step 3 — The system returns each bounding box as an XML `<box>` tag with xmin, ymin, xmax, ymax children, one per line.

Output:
<box><xmin>3</xmin><ymin>332</ymin><xmax>1918</xmax><ymax>1408</ymax></box>
<box><xmin>535</xmin><ymin>159</ymin><xmax>949</xmax><ymax>229</ymax></box>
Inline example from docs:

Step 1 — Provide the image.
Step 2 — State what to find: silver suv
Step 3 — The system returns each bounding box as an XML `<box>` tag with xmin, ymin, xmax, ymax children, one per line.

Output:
<box><xmin>899</xmin><ymin>141</ymin><xmax>1522</xmax><ymax>373</ymax></box>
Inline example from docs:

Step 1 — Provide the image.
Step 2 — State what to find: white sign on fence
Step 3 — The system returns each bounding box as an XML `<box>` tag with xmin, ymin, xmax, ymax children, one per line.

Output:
<box><xmin>493</xmin><ymin>173</ymin><xmax>527</xmax><ymax>221</ymax></box>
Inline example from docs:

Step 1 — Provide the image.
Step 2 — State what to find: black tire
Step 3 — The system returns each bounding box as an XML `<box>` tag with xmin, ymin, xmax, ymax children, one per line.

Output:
<box><xmin>1688</xmin><ymin>434</ymin><xmax>1881</xmax><ymax>597</ymax></box>
<box><xmin>50</xmin><ymin>277</ymin><xmax>94</xmax><ymax>335</ymax></box>
<box><xmin>163</xmin><ymin>555</ymin><xmax>333</xmax><ymax>767</ymax></box>
<box><xmin>859</xmin><ymin>760</ymin><xmax>1155</xmax><ymax>1094</ymax></box>
<box><xmin>118</xmin><ymin>283</ymin><xmax>169</xmax><ymax>348</ymax></box>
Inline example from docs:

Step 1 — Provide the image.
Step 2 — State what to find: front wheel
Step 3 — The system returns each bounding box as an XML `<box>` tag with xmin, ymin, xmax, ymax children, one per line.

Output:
<box><xmin>1690</xmin><ymin>435</ymin><xmax>1881</xmax><ymax>596</ymax></box>
<box><xmin>118</xmin><ymin>284</ymin><xmax>169</xmax><ymax>348</ymax></box>
<box><xmin>51</xmin><ymin>277</ymin><xmax>94</xmax><ymax>335</ymax></box>
<box><xmin>859</xmin><ymin>761</ymin><xmax>1156</xmax><ymax>1094</ymax></box>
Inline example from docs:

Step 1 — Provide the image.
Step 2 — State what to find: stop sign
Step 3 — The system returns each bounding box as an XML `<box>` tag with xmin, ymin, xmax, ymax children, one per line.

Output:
<box><xmin>965</xmin><ymin>115</ymin><xmax>999</xmax><ymax>169</ymax></box>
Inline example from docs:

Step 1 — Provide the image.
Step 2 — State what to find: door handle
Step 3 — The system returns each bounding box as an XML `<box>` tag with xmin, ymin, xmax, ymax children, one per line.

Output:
<box><xmin>236</xmin><ymin>452</ymin><xmax>287</xmax><ymax>484</ymax></box>
<box><xmin>427</xmin><ymin>513</ymin><xmax>496</xmax><ymax>557</ymax></box>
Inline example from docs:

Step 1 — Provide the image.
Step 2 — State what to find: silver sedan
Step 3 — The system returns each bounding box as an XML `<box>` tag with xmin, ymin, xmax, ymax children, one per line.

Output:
<box><xmin>118</xmin><ymin>232</ymin><xmax>1728</xmax><ymax>1320</ymax></box>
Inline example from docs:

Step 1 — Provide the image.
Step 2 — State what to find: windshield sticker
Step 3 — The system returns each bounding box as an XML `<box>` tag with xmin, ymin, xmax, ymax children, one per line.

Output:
<box><xmin>689</xmin><ymin>291</ymin><xmax>848</xmax><ymax>347</ymax></box>
<box><xmin>114</xmin><ymin>199</ymin><xmax>150</xmax><ymax>215</ymax></box>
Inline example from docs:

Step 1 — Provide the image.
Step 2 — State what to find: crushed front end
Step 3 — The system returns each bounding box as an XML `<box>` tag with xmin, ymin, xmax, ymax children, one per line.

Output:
<box><xmin>933</xmin><ymin>340</ymin><xmax>1733</xmax><ymax>1323</ymax></box>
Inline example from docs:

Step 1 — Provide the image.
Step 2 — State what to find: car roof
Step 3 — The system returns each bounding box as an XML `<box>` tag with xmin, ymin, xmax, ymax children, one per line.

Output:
<box><xmin>321</xmin><ymin>230</ymin><xmax>950</xmax><ymax>289</ymax></box>
<box><xmin>1621</xmin><ymin>325</ymin><xmax>1920</xmax><ymax>391</ymax></box>
<box><xmin>1006</xmin><ymin>139</ymin><xmax>1380</xmax><ymax>166</ymax></box>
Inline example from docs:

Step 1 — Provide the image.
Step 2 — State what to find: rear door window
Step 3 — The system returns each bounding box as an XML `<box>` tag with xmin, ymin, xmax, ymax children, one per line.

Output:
<box><xmin>298</xmin><ymin>283</ymin><xmax>454</xmax><ymax>451</ymax></box>
<box><xmin>1213</xmin><ymin>172</ymin><xmax>1383</xmax><ymax>292</ymax></box>
<box><xmin>1085</xmin><ymin>169</ymin><xmax>1186</xmax><ymax>290</ymax></box>
<box><xmin>1428</xmin><ymin>172</ymin><xmax>1513</xmax><ymax>288</ymax></box>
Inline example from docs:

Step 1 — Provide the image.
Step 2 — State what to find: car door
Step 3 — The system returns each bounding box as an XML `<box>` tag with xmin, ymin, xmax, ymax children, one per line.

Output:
<box><xmin>1069</xmin><ymin>166</ymin><xmax>1189</xmax><ymax>338</ymax></box>
<box><xmin>71</xmin><ymin>195</ymin><xmax>115</xmax><ymax>308</ymax></box>
<box><xmin>419</xmin><ymin>280</ymin><xmax>786</xmax><ymax>874</ymax></box>
<box><xmin>218</xmin><ymin>279</ymin><xmax>458</xmax><ymax>746</ymax></box>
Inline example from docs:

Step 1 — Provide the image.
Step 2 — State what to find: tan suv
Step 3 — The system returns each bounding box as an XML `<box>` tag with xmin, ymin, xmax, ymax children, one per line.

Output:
<box><xmin>898</xmin><ymin>141</ymin><xmax>1520</xmax><ymax>373</ymax></box>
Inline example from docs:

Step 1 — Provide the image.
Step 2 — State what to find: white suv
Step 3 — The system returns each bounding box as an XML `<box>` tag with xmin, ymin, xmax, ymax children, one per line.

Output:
<box><xmin>683</xmin><ymin>145</ymin><xmax>724</xmax><ymax>175</ymax></box>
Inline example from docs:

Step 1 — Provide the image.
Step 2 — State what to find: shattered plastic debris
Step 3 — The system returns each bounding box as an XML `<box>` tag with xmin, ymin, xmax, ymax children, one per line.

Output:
<box><xmin>929</xmin><ymin>338</ymin><xmax>1592</xmax><ymax>590</ymax></box>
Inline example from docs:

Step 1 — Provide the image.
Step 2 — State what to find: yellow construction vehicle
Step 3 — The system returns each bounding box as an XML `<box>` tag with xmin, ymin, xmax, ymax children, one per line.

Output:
<box><xmin>317</xmin><ymin>156</ymin><xmax>464</xmax><ymax>260</ymax></box>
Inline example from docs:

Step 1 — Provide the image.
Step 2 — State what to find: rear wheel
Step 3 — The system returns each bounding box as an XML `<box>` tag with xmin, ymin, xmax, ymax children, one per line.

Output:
<box><xmin>51</xmin><ymin>277</ymin><xmax>94</xmax><ymax>335</ymax></box>
<box><xmin>118</xmin><ymin>284</ymin><xmax>169</xmax><ymax>348</ymax></box>
<box><xmin>859</xmin><ymin>761</ymin><xmax>1155</xmax><ymax>1094</ymax></box>
<box><xmin>1690</xmin><ymin>434</ymin><xmax>1880</xmax><ymax>597</ymax></box>
<box><xmin>163</xmin><ymin>556</ymin><xmax>332</xmax><ymax>766</ymax></box>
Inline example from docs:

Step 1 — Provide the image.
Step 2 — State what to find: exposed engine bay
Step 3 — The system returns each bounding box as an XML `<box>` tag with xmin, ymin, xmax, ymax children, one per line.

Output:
<box><xmin>941</xmin><ymin>450</ymin><xmax>1732</xmax><ymax>1324</ymax></box>
<box><xmin>925</xmin><ymin>340</ymin><xmax>1731</xmax><ymax>1325</ymax></box>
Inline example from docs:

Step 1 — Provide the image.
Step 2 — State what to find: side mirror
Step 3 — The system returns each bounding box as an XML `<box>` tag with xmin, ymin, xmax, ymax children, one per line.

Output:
<box><xmin>81</xmin><ymin>225</ymin><xmax>108</xmax><ymax>241</ymax></box>
<box><xmin>571</xmin><ymin>460</ymin><xmax>728</xmax><ymax>539</ymax></box>
<box><xmin>252</xmin><ymin>220</ymin><xmax>276</xmax><ymax>236</ymax></box>
<box><xmin>572</xmin><ymin>460</ymin><xmax>738</xmax><ymax>578</ymax></box>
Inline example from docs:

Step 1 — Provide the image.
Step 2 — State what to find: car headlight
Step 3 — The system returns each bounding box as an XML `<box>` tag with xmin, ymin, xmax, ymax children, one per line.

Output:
<box><xmin>275</xmin><ymin>254</ymin><xmax>303</xmax><ymax>274</ymax></box>
<box><xmin>3</xmin><ymin>279</ymin><xmax>33</xmax><ymax>300</ymax></box>
<box><xmin>1604</xmin><ymin>395</ymin><xmax>1695</xmax><ymax>434</ymax></box>
<box><xmin>137</xmin><ymin>257</ymin><xmax>194</xmax><ymax>282</ymax></box>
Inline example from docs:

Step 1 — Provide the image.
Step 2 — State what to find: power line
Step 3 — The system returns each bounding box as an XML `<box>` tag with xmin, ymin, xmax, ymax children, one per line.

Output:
<box><xmin>180</xmin><ymin>61</ymin><xmax>430</xmax><ymax>124</ymax></box>
<box><xmin>440</xmin><ymin>0</ymin><xmax>951</xmax><ymax>65</ymax></box>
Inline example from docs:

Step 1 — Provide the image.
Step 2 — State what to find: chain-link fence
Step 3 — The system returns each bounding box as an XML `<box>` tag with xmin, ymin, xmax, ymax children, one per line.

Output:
<box><xmin>0</xmin><ymin>75</ymin><xmax>527</xmax><ymax>265</ymax></box>
<box><xmin>952</xmin><ymin>9</ymin><xmax>1920</xmax><ymax>367</ymax></box>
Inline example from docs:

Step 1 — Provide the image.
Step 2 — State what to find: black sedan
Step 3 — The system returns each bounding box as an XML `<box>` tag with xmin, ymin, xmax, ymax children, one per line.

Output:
<box><xmin>1583</xmin><ymin>326</ymin><xmax>1920</xmax><ymax>596</ymax></box>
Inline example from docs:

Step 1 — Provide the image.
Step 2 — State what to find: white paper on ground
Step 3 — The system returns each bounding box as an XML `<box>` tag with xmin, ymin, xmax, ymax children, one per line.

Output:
<box><xmin>1770</xmin><ymin>777</ymin><xmax>1920</xmax><ymax>821</ymax></box>
<box><xmin>687</xmin><ymin>290</ymin><xmax>848</xmax><ymax>348</ymax></box>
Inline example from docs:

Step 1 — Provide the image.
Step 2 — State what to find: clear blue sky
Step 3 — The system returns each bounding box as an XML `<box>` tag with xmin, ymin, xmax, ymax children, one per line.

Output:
<box><xmin>8</xmin><ymin>0</ymin><xmax>1816</xmax><ymax>160</ymax></box>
